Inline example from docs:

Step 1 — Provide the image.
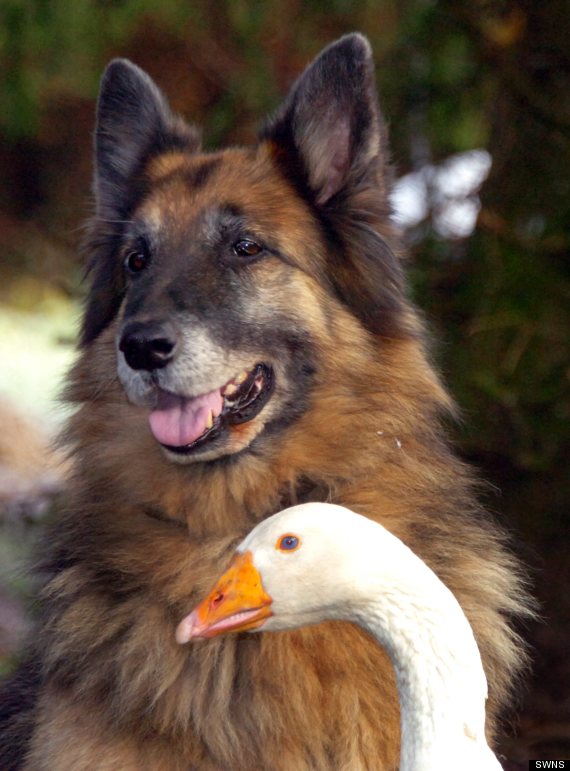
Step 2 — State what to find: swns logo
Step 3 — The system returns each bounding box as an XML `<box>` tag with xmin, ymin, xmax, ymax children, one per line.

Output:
<box><xmin>529</xmin><ymin>761</ymin><xmax>567</xmax><ymax>769</ymax></box>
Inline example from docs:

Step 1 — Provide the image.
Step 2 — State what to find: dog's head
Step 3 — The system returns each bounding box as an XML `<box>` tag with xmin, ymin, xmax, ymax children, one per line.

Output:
<box><xmin>82</xmin><ymin>34</ymin><xmax>408</xmax><ymax>464</ymax></box>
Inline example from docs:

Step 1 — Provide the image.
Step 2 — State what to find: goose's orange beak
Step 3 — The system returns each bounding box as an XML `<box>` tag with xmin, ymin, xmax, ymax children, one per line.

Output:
<box><xmin>176</xmin><ymin>550</ymin><xmax>273</xmax><ymax>643</ymax></box>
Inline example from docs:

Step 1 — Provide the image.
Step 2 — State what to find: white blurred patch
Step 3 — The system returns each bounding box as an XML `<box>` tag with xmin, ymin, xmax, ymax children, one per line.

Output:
<box><xmin>391</xmin><ymin>149</ymin><xmax>492</xmax><ymax>239</ymax></box>
<box><xmin>0</xmin><ymin>304</ymin><xmax>77</xmax><ymax>431</ymax></box>
<box><xmin>391</xmin><ymin>173</ymin><xmax>429</xmax><ymax>227</ymax></box>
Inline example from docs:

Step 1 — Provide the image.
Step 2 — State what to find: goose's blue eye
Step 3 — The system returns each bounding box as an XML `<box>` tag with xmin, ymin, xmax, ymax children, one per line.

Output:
<box><xmin>276</xmin><ymin>534</ymin><xmax>300</xmax><ymax>552</ymax></box>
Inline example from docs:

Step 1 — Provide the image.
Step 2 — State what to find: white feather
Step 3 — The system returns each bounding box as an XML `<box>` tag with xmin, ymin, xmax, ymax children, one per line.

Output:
<box><xmin>238</xmin><ymin>502</ymin><xmax>503</xmax><ymax>771</ymax></box>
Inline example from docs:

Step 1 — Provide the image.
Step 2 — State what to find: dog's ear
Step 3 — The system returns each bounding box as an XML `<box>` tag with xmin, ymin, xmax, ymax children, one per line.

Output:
<box><xmin>81</xmin><ymin>61</ymin><xmax>199</xmax><ymax>347</ymax></box>
<box><xmin>261</xmin><ymin>35</ymin><xmax>407</xmax><ymax>337</ymax></box>
<box><xmin>260</xmin><ymin>33</ymin><xmax>387</xmax><ymax>206</ymax></box>
<box><xmin>94</xmin><ymin>59</ymin><xmax>200</xmax><ymax>219</ymax></box>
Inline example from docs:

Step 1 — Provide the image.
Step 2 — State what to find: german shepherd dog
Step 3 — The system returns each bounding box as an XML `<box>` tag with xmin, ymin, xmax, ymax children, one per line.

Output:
<box><xmin>0</xmin><ymin>34</ymin><xmax>530</xmax><ymax>770</ymax></box>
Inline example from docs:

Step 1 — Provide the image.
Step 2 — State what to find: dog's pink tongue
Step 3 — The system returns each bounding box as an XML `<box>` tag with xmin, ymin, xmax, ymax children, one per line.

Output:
<box><xmin>149</xmin><ymin>389</ymin><xmax>223</xmax><ymax>447</ymax></box>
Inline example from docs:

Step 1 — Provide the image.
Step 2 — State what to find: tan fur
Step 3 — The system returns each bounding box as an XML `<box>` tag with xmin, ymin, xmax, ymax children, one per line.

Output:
<box><xmin>10</xmin><ymin>133</ymin><xmax>531</xmax><ymax>770</ymax></box>
<box><xmin>147</xmin><ymin>152</ymin><xmax>197</xmax><ymax>180</ymax></box>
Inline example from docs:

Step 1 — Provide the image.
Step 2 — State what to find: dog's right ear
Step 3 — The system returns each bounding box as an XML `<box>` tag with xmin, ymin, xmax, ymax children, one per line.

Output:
<box><xmin>94</xmin><ymin>59</ymin><xmax>200</xmax><ymax>219</ymax></box>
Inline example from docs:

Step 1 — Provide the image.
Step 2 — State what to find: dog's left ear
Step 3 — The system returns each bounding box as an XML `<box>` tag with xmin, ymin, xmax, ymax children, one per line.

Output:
<box><xmin>260</xmin><ymin>33</ymin><xmax>387</xmax><ymax>206</ymax></box>
<box><xmin>261</xmin><ymin>35</ymin><xmax>407</xmax><ymax>338</ymax></box>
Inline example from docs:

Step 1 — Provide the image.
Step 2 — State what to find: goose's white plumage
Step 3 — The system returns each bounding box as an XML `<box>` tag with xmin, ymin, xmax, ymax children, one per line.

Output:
<box><xmin>177</xmin><ymin>502</ymin><xmax>503</xmax><ymax>771</ymax></box>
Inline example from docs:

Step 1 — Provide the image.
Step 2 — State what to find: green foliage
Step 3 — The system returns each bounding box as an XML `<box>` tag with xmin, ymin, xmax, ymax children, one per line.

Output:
<box><xmin>0</xmin><ymin>0</ymin><xmax>194</xmax><ymax>138</ymax></box>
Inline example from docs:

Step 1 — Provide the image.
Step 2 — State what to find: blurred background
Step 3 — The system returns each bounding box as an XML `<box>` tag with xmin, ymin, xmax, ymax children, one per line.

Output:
<box><xmin>0</xmin><ymin>0</ymin><xmax>568</xmax><ymax>765</ymax></box>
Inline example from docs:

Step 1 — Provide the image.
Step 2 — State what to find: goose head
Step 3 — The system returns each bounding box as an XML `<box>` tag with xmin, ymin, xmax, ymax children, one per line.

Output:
<box><xmin>176</xmin><ymin>502</ymin><xmax>410</xmax><ymax>642</ymax></box>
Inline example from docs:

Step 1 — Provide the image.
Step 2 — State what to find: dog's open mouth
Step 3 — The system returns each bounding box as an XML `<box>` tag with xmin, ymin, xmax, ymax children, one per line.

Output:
<box><xmin>149</xmin><ymin>363</ymin><xmax>274</xmax><ymax>454</ymax></box>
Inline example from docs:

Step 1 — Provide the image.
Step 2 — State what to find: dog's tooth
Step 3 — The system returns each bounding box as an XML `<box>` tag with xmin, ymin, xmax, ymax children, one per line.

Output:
<box><xmin>234</xmin><ymin>370</ymin><xmax>249</xmax><ymax>385</ymax></box>
<box><xmin>224</xmin><ymin>382</ymin><xmax>238</xmax><ymax>397</ymax></box>
<box><xmin>205</xmin><ymin>410</ymin><xmax>214</xmax><ymax>430</ymax></box>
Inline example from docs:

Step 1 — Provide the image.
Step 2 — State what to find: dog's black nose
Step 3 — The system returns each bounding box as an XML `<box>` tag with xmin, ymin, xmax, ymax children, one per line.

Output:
<box><xmin>119</xmin><ymin>322</ymin><xmax>177</xmax><ymax>371</ymax></box>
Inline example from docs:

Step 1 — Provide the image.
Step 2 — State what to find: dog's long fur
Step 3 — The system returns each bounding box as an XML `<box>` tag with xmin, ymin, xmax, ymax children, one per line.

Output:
<box><xmin>0</xmin><ymin>35</ymin><xmax>531</xmax><ymax>770</ymax></box>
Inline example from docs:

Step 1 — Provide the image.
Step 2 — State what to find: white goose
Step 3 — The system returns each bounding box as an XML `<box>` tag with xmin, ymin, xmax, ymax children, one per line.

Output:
<box><xmin>176</xmin><ymin>502</ymin><xmax>503</xmax><ymax>770</ymax></box>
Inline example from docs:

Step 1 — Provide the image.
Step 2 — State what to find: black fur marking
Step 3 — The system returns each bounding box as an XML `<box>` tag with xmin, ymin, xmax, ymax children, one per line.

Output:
<box><xmin>217</xmin><ymin>203</ymin><xmax>246</xmax><ymax>225</ymax></box>
<box><xmin>0</xmin><ymin>657</ymin><xmax>41</xmax><ymax>771</ymax></box>
<box><xmin>149</xmin><ymin>158</ymin><xmax>222</xmax><ymax>195</ymax></box>
<box><xmin>143</xmin><ymin>505</ymin><xmax>187</xmax><ymax>528</ymax></box>
<box><xmin>321</xmin><ymin>205</ymin><xmax>410</xmax><ymax>338</ymax></box>
<box><xmin>184</xmin><ymin>159</ymin><xmax>221</xmax><ymax>191</ymax></box>
<box><xmin>80</xmin><ymin>248</ymin><xmax>126</xmax><ymax>346</ymax></box>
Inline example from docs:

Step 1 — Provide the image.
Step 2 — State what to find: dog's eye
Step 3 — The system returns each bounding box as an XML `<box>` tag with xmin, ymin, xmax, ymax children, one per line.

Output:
<box><xmin>125</xmin><ymin>250</ymin><xmax>150</xmax><ymax>274</ymax></box>
<box><xmin>233</xmin><ymin>239</ymin><xmax>263</xmax><ymax>258</ymax></box>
